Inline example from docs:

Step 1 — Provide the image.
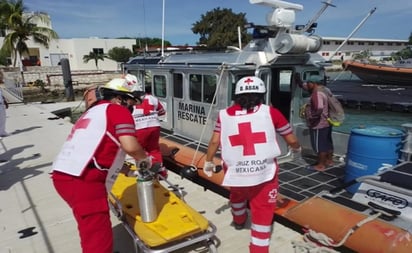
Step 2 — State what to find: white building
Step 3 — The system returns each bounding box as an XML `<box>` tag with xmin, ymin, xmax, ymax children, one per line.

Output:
<box><xmin>0</xmin><ymin>36</ymin><xmax>135</xmax><ymax>71</ymax></box>
<box><xmin>1</xmin><ymin>11</ymin><xmax>136</xmax><ymax>71</ymax></box>
<box><xmin>42</xmin><ymin>38</ymin><xmax>135</xmax><ymax>71</ymax></box>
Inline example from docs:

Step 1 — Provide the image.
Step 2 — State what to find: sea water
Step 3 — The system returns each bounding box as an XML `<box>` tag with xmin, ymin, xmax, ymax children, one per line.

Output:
<box><xmin>327</xmin><ymin>73</ymin><xmax>411</xmax><ymax>133</ymax></box>
<box><xmin>336</xmin><ymin>108</ymin><xmax>410</xmax><ymax>134</ymax></box>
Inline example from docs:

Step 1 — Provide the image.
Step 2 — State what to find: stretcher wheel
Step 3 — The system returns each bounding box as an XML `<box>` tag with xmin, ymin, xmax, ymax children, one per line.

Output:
<box><xmin>207</xmin><ymin>241</ymin><xmax>217</xmax><ymax>253</ymax></box>
<box><xmin>187</xmin><ymin>238</ymin><xmax>217</xmax><ymax>253</ymax></box>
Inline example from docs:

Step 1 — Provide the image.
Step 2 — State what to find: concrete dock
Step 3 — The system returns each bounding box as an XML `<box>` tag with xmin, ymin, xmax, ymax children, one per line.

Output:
<box><xmin>0</xmin><ymin>101</ymin><xmax>303</xmax><ymax>253</ymax></box>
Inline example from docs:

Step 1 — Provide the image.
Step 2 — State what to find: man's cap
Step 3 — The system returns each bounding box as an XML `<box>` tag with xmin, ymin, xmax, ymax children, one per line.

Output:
<box><xmin>307</xmin><ymin>75</ymin><xmax>323</xmax><ymax>83</ymax></box>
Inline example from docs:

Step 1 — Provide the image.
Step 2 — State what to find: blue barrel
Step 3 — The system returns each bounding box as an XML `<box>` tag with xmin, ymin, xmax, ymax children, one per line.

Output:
<box><xmin>345</xmin><ymin>126</ymin><xmax>404</xmax><ymax>194</ymax></box>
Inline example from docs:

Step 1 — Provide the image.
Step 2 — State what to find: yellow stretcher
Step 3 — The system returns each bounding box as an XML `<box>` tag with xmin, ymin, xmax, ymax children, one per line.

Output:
<box><xmin>109</xmin><ymin>168</ymin><xmax>217</xmax><ymax>253</ymax></box>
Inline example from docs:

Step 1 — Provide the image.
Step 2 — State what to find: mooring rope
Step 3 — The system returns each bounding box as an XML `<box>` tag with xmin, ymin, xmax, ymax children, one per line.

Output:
<box><xmin>190</xmin><ymin>65</ymin><xmax>227</xmax><ymax>167</ymax></box>
<box><xmin>293</xmin><ymin>212</ymin><xmax>382</xmax><ymax>252</ymax></box>
<box><xmin>292</xmin><ymin>239</ymin><xmax>340</xmax><ymax>253</ymax></box>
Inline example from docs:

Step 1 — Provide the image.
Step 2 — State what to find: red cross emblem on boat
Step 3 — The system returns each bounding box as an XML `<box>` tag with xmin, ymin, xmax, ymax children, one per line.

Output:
<box><xmin>67</xmin><ymin>117</ymin><xmax>90</xmax><ymax>140</ymax></box>
<box><xmin>229</xmin><ymin>122</ymin><xmax>266</xmax><ymax>156</ymax></box>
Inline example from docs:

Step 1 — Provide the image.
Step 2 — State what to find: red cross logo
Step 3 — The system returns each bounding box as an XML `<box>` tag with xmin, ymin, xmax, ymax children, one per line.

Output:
<box><xmin>67</xmin><ymin>117</ymin><xmax>90</xmax><ymax>140</ymax></box>
<box><xmin>229</xmin><ymin>122</ymin><xmax>266</xmax><ymax>156</ymax></box>
<box><xmin>268</xmin><ymin>189</ymin><xmax>278</xmax><ymax>199</ymax></box>
<box><xmin>244</xmin><ymin>78</ymin><xmax>254</xmax><ymax>85</ymax></box>
<box><xmin>139</xmin><ymin>97</ymin><xmax>155</xmax><ymax>115</ymax></box>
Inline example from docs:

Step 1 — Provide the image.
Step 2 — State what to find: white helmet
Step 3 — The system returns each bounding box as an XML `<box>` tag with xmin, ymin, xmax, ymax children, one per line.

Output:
<box><xmin>102</xmin><ymin>78</ymin><xmax>131</xmax><ymax>93</ymax></box>
<box><xmin>235</xmin><ymin>76</ymin><xmax>266</xmax><ymax>95</ymax></box>
<box><xmin>124</xmin><ymin>73</ymin><xmax>143</xmax><ymax>91</ymax></box>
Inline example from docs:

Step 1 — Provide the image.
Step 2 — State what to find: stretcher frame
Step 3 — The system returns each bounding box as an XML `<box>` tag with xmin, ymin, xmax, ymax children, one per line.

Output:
<box><xmin>108</xmin><ymin>175</ymin><xmax>218</xmax><ymax>253</ymax></box>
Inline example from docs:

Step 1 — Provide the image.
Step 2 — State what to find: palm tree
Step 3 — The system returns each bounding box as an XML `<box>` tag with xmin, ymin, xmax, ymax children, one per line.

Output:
<box><xmin>0</xmin><ymin>0</ymin><xmax>20</xmax><ymax>36</ymax></box>
<box><xmin>0</xmin><ymin>0</ymin><xmax>58</xmax><ymax>67</ymax></box>
<box><xmin>83</xmin><ymin>51</ymin><xmax>108</xmax><ymax>70</ymax></box>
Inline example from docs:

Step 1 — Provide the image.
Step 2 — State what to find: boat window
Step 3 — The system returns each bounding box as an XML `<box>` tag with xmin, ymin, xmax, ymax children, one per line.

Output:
<box><xmin>153</xmin><ymin>75</ymin><xmax>166</xmax><ymax>98</ymax></box>
<box><xmin>203</xmin><ymin>75</ymin><xmax>217</xmax><ymax>103</ymax></box>
<box><xmin>279</xmin><ymin>70</ymin><xmax>292</xmax><ymax>92</ymax></box>
<box><xmin>144</xmin><ymin>70</ymin><xmax>153</xmax><ymax>90</ymax></box>
<box><xmin>189</xmin><ymin>74</ymin><xmax>216</xmax><ymax>104</ymax></box>
<box><xmin>228</xmin><ymin>75</ymin><xmax>237</xmax><ymax>103</ymax></box>
<box><xmin>303</xmin><ymin>71</ymin><xmax>321</xmax><ymax>81</ymax></box>
<box><xmin>173</xmin><ymin>73</ymin><xmax>183</xmax><ymax>99</ymax></box>
<box><xmin>190</xmin><ymin>74</ymin><xmax>202</xmax><ymax>102</ymax></box>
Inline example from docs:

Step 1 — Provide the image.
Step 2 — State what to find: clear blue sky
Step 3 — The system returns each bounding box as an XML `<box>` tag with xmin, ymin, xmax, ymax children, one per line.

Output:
<box><xmin>24</xmin><ymin>0</ymin><xmax>411</xmax><ymax>45</ymax></box>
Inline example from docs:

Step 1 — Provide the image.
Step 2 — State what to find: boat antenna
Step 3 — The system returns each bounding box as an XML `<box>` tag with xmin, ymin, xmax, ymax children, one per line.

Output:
<box><xmin>300</xmin><ymin>0</ymin><xmax>335</xmax><ymax>34</ymax></box>
<box><xmin>328</xmin><ymin>7</ymin><xmax>377</xmax><ymax>62</ymax></box>
<box><xmin>161</xmin><ymin>0</ymin><xmax>165</xmax><ymax>58</ymax></box>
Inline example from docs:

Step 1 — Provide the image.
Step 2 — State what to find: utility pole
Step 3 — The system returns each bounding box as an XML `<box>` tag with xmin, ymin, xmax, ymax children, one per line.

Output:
<box><xmin>161</xmin><ymin>0</ymin><xmax>165</xmax><ymax>58</ymax></box>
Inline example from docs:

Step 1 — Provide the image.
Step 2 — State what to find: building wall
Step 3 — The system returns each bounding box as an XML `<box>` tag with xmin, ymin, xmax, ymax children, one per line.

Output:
<box><xmin>30</xmin><ymin>38</ymin><xmax>136</xmax><ymax>71</ymax></box>
<box><xmin>0</xmin><ymin>37</ymin><xmax>135</xmax><ymax>71</ymax></box>
<box><xmin>319</xmin><ymin>37</ymin><xmax>408</xmax><ymax>61</ymax></box>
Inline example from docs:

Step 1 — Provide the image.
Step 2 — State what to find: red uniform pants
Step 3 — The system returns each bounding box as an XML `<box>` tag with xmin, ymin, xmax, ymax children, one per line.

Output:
<box><xmin>52</xmin><ymin>169</ymin><xmax>112</xmax><ymax>253</ymax></box>
<box><xmin>230</xmin><ymin>176</ymin><xmax>278</xmax><ymax>253</ymax></box>
<box><xmin>136</xmin><ymin>126</ymin><xmax>162</xmax><ymax>164</ymax></box>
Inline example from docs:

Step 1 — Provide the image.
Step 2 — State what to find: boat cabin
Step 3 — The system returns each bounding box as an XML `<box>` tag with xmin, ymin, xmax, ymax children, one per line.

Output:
<box><xmin>124</xmin><ymin>37</ymin><xmax>346</xmax><ymax>158</ymax></box>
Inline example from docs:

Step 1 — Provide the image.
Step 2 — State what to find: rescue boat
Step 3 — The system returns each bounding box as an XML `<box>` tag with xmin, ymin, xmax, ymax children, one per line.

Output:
<box><xmin>84</xmin><ymin>0</ymin><xmax>412</xmax><ymax>252</ymax></box>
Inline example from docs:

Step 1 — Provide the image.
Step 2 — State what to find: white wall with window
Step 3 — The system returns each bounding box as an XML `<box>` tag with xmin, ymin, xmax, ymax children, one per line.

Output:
<box><xmin>318</xmin><ymin>36</ymin><xmax>408</xmax><ymax>61</ymax></box>
<box><xmin>0</xmin><ymin>37</ymin><xmax>135</xmax><ymax>71</ymax></box>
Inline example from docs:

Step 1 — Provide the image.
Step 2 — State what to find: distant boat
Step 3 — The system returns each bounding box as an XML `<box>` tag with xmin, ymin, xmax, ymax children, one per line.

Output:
<box><xmin>342</xmin><ymin>59</ymin><xmax>412</xmax><ymax>86</ymax></box>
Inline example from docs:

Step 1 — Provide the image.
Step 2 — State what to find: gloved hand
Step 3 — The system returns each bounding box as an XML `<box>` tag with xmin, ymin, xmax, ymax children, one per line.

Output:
<box><xmin>157</xmin><ymin>166</ymin><xmax>168</xmax><ymax>180</ymax></box>
<box><xmin>291</xmin><ymin>147</ymin><xmax>306</xmax><ymax>165</ymax></box>
<box><xmin>203</xmin><ymin>161</ymin><xmax>215</xmax><ymax>178</ymax></box>
<box><xmin>291</xmin><ymin>147</ymin><xmax>302</xmax><ymax>159</ymax></box>
<box><xmin>136</xmin><ymin>156</ymin><xmax>152</xmax><ymax>170</ymax></box>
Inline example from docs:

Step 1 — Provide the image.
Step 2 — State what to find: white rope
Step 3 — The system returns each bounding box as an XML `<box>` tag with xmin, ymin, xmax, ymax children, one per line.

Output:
<box><xmin>189</xmin><ymin>65</ymin><xmax>227</xmax><ymax>166</ymax></box>
<box><xmin>293</xmin><ymin>211</ymin><xmax>382</xmax><ymax>252</ymax></box>
<box><xmin>304</xmin><ymin>230</ymin><xmax>336</xmax><ymax>247</ymax></box>
<box><xmin>292</xmin><ymin>240</ymin><xmax>340</xmax><ymax>253</ymax></box>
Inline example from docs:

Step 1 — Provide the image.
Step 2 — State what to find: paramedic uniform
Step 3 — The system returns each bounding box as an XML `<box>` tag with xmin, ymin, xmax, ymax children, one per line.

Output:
<box><xmin>217</xmin><ymin>103</ymin><xmax>293</xmax><ymax>253</ymax></box>
<box><xmin>131</xmin><ymin>94</ymin><xmax>165</xmax><ymax>164</ymax></box>
<box><xmin>51</xmin><ymin>101</ymin><xmax>136</xmax><ymax>253</ymax></box>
